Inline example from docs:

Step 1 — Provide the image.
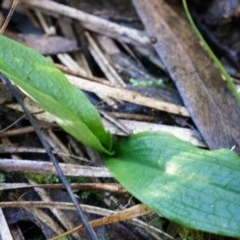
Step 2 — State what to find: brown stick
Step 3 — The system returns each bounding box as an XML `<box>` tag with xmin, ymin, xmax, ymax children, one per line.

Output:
<box><xmin>0</xmin><ymin>159</ymin><xmax>111</xmax><ymax>177</ymax></box>
<box><xmin>21</xmin><ymin>0</ymin><xmax>149</xmax><ymax>46</ymax></box>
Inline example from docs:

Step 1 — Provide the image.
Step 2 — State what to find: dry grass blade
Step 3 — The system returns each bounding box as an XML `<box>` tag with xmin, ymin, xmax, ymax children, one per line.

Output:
<box><xmin>68</xmin><ymin>75</ymin><xmax>189</xmax><ymax>116</ymax></box>
<box><xmin>0</xmin><ymin>145</ymin><xmax>90</xmax><ymax>163</ymax></box>
<box><xmin>103</xmin><ymin>119</ymin><xmax>204</xmax><ymax>147</ymax></box>
<box><xmin>0</xmin><ymin>201</ymin><xmax>170</xmax><ymax>240</ymax></box>
<box><xmin>0</xmin><ymin>201</ymin><xmax>172</xmax><ymax>238</ymax></box>
<box><xmin>85</xmin><ymin>32</ymin><xmax>126</xmax><ymax>87</ymax></box>
<box><xmin>49</xmin><ymin>204</ymin><xmax>153</xmax><ymax>240</ymax></box>
<box><xmin>0</xmin><ymin>208</ymin><xmax>13</xmax><ymax>240</ymax></box>
<box><xmin>0</xmin><ymin>183</ymin><xmax>124</xmax><ymax>192</ymax></box>
<box><xmin>30</xmin><ymin>179</ymin><xmax>81</xmax><ymax>239</ymax></box>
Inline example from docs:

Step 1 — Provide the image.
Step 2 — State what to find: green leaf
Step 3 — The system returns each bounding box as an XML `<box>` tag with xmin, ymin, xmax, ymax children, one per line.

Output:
<box><xmin>104</xmin><ymin>132</ymin><xmax>240</xmax><ymax>237</ymax></box>
<box><xmin>0</xmin><ymin>35</ymin><xmax>113</xmax><ymax>154</ymax></box>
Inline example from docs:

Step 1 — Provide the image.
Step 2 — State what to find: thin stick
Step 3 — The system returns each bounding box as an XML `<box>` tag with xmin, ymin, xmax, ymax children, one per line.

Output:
<box><xmin>68</xmin><ymin>75</ymin><xmax>189</xmax><ymax>117</ymax></box>
<box><xmin>1</xmin><ymin>75</ymin><xmax>98</xmax><ymax>240</ymax></box>
<box><xmin>50</xmin><ymin>204</ymin><xmax>153</xmax><ymax>240</ymax></box>
<box><xmin>0</xmin><ymin>159</ymin><xmax>111</xmax><ymax>177</ymax></box>
<box><xmin>0</xmin><ymin>183</ymin><xmax>123</xmax><ymax>192</ymax></box>
<box><xmin>0</xmin><ymin>0</ymin><xmax>19</xmax><ymax>34</ymax></box>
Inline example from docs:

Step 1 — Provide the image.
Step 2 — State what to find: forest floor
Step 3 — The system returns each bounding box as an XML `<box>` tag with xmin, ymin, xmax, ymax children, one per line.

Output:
<box><xmin>0</xmin><ymin>0</ymin><xmax>240</xmax><ymax>239</ymax></box>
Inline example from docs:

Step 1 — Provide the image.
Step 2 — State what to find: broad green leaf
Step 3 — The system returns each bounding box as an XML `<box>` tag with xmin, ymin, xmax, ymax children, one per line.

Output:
<box><xmin>104</xmin><ymin>132</ymin><xmax>240</xmax><ymax>237</ymax></box>
<box><xmin>0</xmin><ymin>35</ymin><xmax>113</xmax><ymax>154</ymax></box>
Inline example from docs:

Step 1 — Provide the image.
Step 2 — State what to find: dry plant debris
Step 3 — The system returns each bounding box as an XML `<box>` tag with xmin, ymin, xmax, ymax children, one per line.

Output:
<box><xmin>0</xmin><ymin>0</ymin><xmax>240</xmax><ymax>239</ymax></box>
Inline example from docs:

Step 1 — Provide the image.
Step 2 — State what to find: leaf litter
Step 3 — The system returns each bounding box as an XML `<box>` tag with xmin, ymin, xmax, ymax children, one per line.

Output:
<box><xmin>0</xmin><ymin>0</ymin><xmax>240</xmax><ymax>239</ymax></box>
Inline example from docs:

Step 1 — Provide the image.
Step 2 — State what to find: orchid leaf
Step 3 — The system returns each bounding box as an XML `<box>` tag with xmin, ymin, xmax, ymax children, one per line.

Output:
<box><xmin>104</xmin><ymin>132</ymin><xmax>240</xmax><ymax>237</ymax></box>
<box><xmin>2</xmin><ymin>34</ymin><xmax>240</xmax><ymax>238</ymax></box>
<box><xmin>0</xmin><ymin>35</ymin><xmax>113</xmax><ymax>154</ymax></box>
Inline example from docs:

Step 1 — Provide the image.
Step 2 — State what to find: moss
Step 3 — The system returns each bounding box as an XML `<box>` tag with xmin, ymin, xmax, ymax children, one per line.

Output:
<box><xmin>179</xmin><ymin>228</ymin><xmax>204</xmax><ymax>240</ymax></box>
<box><xmin>25</xmin><ymin>173</ymin><xmax>59</xmax><ymax>184</ymax></box>
<box><xmin>0</xmin><ymin>172</ymin><xmax>5</xmax><ymax>183</ymax></box>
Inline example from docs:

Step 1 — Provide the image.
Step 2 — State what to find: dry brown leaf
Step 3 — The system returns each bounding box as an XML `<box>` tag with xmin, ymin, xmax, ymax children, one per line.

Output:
<box><xmin>5</xmin><ymin>32</ymin><xmax>78</xmax><ymax>54</ymax></box>
<box><xmin>133</xmin><ymin>0</ymin><xmax>240</xmax><ymax>152</ymax></box>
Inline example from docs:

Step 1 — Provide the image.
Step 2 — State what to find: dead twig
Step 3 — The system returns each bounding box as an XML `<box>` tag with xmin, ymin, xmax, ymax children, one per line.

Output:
<box><xmin>0</xmin><ymin>0</ymin><xmax>19</xmax><ymax>34</ymax></box>
<box><xmin>68</xmin><ymin>75</ymin><xmax>189</xmax><ymax>116</ymax></box>
<box><xmin>0</xmin><ymin>159</ymin><xmax>111</xmax><ymax>177</ymax></box>
<box><xmin>0</xmin><ymin>183</ymin><xmax>124</xmax><ymax>192</ymax></box>
<box><xmin>21</xmin><ymin>0</ymin><xmax>149</xmax><ymax>45</ymax></box>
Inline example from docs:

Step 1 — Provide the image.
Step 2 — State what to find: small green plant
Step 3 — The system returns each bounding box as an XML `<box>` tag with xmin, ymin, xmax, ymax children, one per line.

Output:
<box><xmin>179</xmin><ymin>228</ymin><xmax>204</xmax><ymax>240</ymax></box>
<box><xmin>129</xmin><ymin>78</ymin><xmax>169</xmax><ymax>89</ymax></box>
<box><xmin>26</xmin><ymin>173</ymin><xmax>59</xmax><ymax>184</ymax></box>
<box><xmin>1</xmin><ymin>13</ymin><xmax>240</xmax><ymax>237</ymax></box>
<box><xmin>0</xmin><ymin>172</ymin><xmax>5</xmax><ymax>183</ymax></box>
